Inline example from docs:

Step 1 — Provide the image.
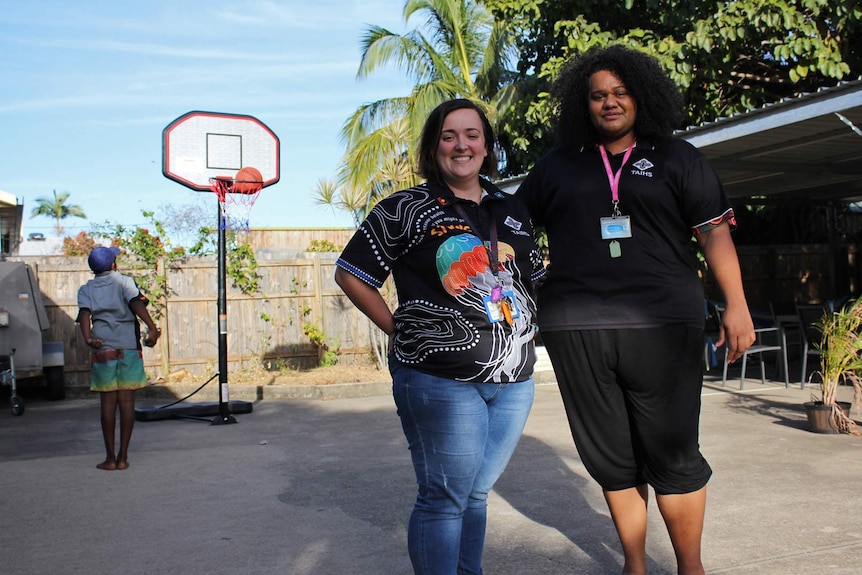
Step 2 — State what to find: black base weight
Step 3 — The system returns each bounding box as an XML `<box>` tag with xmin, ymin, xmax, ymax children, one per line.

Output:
<box><xmin>135</xmin><ymin>401</ymin><xmax>253</xmax><ymax>422</ymax></box>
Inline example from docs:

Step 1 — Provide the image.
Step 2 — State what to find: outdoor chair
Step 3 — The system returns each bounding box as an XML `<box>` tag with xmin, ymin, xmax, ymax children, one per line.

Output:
<box><xmin>703</xmin><ymin>299</ymin><xmax>723</xmax><ymax>371</ymax></box>
<box><xmin>721</xmin><ymin>308</ymin><xmax>789</xmax><ymax>390</ymax></box>
<box><xmin>796</xmin><ymin>303</ymin><xmax>828</xmax><ymax>389</ymax></box>
<box><xmin>770</xmin><ymin>301</ymin><xmax>803</xmax><ymax>379</ymax></box>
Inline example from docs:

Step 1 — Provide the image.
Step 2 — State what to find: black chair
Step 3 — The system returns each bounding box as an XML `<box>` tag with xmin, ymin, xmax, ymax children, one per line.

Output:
<box><xmin>796</xmin><ymin>303</ymin><xmax>828</xmax><ymax>389</ymax></box>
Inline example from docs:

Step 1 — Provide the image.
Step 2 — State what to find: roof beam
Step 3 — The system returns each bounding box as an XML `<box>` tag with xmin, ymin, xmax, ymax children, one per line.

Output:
<box><xmin>681</xmin><ymin>81</ymin><xmax>862</xmax><ymax>148</ymax></box>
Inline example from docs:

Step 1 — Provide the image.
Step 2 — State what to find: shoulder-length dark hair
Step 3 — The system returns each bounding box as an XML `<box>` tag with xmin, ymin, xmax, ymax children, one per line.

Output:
<box><xmin>416</xmin><ymin>99</ymin><xmax>499</xmax><ymax>182</ymax></box>
<box><xmin>552</xmin><ymin>44</ymin><xmax>685</xmax><ymax>152</ymax></box>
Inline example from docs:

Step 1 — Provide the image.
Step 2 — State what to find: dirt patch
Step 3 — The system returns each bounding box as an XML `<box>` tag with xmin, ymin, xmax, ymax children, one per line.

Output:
<box><xmin>269</xmin><ymin>363</ymin><xmax>388</xmax><ymax>386</ymax></box>
<box><xmin>157</xmin><ymin>361</ymin><xmax>388</xmax><ymax>387</ymax></box>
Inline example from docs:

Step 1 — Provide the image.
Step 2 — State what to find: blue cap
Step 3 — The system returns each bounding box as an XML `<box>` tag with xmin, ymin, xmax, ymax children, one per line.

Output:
<box><xmin>88</xmin><ymin>246</ymin><xmax>121</xmax><ymax>273</ymax></box>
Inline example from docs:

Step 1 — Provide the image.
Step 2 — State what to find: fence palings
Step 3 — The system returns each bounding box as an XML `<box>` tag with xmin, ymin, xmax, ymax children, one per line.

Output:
<box><xmin>17</xmin><ymin>254</ymin><xmax>376</xmax><ymax>387</ymax></box>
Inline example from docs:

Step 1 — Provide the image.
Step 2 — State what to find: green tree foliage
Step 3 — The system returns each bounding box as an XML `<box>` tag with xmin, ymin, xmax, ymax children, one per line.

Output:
<box><xmin>91</xmin><ymin>210</ymin><xmax>261</xmax><ymax>320</ymax></box>
<box><xmin>317</xmin><ymin>0</ymin><xmax>518</xmax><ymax>221</ymax></box>
<box><xmin>29</xmin><ymin>189</ymin><xmax>87</xmax><ymax>236</ymax></box>
<box><xmin>486</xmin><ymin>0</ymin><xmax>862</xmax><ymax>173</ymax></box>
<box><xmin>91</xmin><ymin>211</ymin><xmax>187</xmax><ymax>320</ymax></box>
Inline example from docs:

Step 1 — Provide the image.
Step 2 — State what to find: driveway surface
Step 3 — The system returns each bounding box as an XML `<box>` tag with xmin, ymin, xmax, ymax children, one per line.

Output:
<box><xmin>1</xmin><ymin>377</ymin><xmax>860</xmax><ymax>574</ymax></box>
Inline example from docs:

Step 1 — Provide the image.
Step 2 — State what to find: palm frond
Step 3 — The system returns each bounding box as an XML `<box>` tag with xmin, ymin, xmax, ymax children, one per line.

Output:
<box><xmin>340</xmin><ymin>98</ymin><xmax>411</xmax><ymax>148</ymax></box>
<box><xmin>311</xmin><ymin>177</ymin><xmax>340</xmax><ymax>206</ymax></box>
<box><xmin>358</xmin><ymin>26</ymin><xmax>432</xmax><ymax>83</ymax></box>
<box><xmin>331</xmin><ymin>0</ymin><xmax>511</xmax><ymax>222</ymax></box>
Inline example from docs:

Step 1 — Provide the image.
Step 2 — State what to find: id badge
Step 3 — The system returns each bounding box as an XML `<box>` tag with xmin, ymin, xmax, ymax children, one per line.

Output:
<box><xmin>483</xmin><ymin>291</ymin><xmax>521</xmax><ymax>324</ymax></box>
<box><xmin>600</xmin><ymin>216</ymin><xmax>632</xmax><ymax>240</ymax></box>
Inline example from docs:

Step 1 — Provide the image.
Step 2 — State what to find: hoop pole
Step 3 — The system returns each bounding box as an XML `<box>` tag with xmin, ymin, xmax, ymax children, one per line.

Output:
<box><xmin>213</xmin><ymin>199</ymin><xmax>237</xmax><ymax>425</ymax></box>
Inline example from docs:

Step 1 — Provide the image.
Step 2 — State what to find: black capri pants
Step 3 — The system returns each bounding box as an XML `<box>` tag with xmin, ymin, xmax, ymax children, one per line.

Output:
<box><xmin>542</xmin><ymin>325</ymin><xmax>712</xmax><ymax>495</ymax></box>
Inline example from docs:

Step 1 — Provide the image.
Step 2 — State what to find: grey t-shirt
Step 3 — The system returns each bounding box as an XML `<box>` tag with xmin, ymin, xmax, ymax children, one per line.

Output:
<box><xmin>77</xmin><ymin>271</ymin><xmax>143</xmax><ymax>350</ymax></box>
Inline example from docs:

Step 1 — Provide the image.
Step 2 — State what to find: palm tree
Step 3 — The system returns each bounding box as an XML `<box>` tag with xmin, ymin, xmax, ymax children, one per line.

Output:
<box><xmin>317</xmin><ymin>0</ymin><xmax>517</xmax><ymax>220</ymax></box>
<box><xmin>30</xmin><ymin>190</ymin><xmax>87</xmax><ymax>236</ymax></box>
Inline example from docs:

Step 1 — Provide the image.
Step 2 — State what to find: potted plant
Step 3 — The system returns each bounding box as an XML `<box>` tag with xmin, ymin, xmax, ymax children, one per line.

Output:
<box><xmin>807</xmin><ymin>297</ymin><xmax>862</xmax><ymax>435</ymax></box>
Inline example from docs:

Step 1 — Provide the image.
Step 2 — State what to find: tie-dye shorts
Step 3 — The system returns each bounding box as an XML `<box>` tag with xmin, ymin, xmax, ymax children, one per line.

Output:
<box><xmin>90</xmin><ymin>348</ymin><xmax>148</xmax><ymax>392</ymax></box>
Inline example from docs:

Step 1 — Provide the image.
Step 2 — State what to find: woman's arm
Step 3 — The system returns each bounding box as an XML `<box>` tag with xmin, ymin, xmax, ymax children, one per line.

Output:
<box><xmin>696</xmin><ymin>223</ymin><xmax>756</xmax><ymax>363</ymax></box>
<box><xmin>334</xmin><ymin>267</ymin><xmax>394</xmax><ymax>336</ymax></box>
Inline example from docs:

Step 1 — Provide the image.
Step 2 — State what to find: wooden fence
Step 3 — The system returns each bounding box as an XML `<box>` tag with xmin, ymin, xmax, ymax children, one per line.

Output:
<box><xmin>19</xmin><ymin>253</ymin><xmax>378</xmax><ymax>388</ymax></box>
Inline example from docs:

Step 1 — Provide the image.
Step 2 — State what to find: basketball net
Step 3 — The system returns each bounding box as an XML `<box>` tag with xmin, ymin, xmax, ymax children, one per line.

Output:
<box><xmin>211</xmin><ymin>176</ymin><xmax>263</xmax><ymax>233</ymax></box>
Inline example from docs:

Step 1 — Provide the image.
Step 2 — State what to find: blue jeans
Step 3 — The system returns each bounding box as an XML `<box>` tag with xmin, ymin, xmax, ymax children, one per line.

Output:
<box><xmin>390</xmin><ymin>359</ymin><xmax>534</xmax><ymax>575</ymax></box>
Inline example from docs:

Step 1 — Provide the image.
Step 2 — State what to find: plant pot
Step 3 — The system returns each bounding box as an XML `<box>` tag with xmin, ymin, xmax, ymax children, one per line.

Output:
<box><xmin>803</xmin><ymin>401</ymin><xmax>852</xmax><ymax>434</ymax></box>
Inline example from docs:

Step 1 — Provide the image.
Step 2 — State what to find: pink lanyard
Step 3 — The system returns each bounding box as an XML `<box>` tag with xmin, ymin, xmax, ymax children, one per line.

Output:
<box><xmin>599</xmin><ymin>143</ymin><xmax>635</xmax><ymax>216</ymax></box>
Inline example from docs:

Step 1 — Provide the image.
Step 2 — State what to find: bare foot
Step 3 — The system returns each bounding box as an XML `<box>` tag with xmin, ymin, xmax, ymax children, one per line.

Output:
<box><xmin>116</xmin><ymin>461</ymin><xmax>129</xmax><ymax>470</ymax></box>
<box><xmin>96</xmin><ymin>460</ymin><xmax>117</xmax><ymax>470</ymax></box>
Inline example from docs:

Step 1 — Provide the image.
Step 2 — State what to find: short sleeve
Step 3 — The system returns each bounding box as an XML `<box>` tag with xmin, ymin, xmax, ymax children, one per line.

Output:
<box><xmin>77</xmin><ymin>284</ymin><xmax>91</xmax><ymax>311</ymax></box>
<box><xmin>670</xmin><ymin>140</ymin><xmax>735</xmax><ymax>235</ymax></box>
<box><xmin>335</xmin><ymin>192</ymin><xmax>412</xmax><ymax>288</ymax></box>
<box><xmin>120</xmin><ymin>275</ymin><xmax>143</xmax><ymax>304</ymax></box>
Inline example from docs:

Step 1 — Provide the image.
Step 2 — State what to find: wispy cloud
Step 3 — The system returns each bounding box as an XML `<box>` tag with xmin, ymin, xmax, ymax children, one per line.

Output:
<box><xmin>11</xmin><ymin>38</ymin><xmax>294</xmax><ymax>61</ymax></box>
<box><xmin>213</xmin><ymin>0</ymin><xmax>405</xmax><ymax>30</ymax></box>
<box><xmin>0</xmin><ymin>0</ymin><xmax>414</xmax><ymax>229</ymax></box>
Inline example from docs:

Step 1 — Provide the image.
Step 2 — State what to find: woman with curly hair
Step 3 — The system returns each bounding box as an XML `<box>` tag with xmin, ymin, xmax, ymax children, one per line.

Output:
<box><xmin>517</xmin><ymin>45</ymin><xmax>755</xmax><ymax>574</ymax></box>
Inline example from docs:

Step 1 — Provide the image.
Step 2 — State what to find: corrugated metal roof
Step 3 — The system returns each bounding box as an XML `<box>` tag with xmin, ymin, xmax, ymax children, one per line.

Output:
<box><xmin>679</xmin><ymin>79</ymin><xmax>862</xmax><ymax>203</ymax></box>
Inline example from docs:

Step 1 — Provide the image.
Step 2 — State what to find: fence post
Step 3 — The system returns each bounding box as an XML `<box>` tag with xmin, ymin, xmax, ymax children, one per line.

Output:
<box><xmin>312</xmin><ymin>254</ymin><xmax>324</xmax><ymax>365</ymax></box>
<box><xmin>157</xmin><ymin>255</ymin><xmax>170</xmax><ymax>375</ymax></box>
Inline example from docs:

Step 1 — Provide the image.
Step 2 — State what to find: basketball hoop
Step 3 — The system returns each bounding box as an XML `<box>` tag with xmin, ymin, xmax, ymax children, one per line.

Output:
<box><xmin>162</xmin><ymin>111</ymin><xmax>279</xmax><ymax>424</ymax></box>
<box><xmin>210</xmin><ymin>167</ymin><xmax>263</xmax><ymax>232</ymax></box>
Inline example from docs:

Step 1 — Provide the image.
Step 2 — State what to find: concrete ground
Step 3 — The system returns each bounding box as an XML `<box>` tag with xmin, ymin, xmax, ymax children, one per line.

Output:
<box><xmin>1</xmin><ymin>373</ymin><xmax>861</xmax><ymax>575</ymax></box>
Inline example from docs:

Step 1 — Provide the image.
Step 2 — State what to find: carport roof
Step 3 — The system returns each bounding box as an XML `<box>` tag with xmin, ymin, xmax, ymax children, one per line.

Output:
<box><xmin>679</xmin><ymin>78</ymin><xmax>862</xmax><ymax>204</ymax></box>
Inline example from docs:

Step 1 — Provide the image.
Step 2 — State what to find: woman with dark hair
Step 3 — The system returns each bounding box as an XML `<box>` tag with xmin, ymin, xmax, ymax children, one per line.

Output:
<box><xmin>517</xmin><ymin>45</ymin><xmax>755</xmax><ymax>575</ymax></box>
<box><xmin>335</xmin><ymin>98</ymin><xmax>544</xmax><ymax>574</ymax></box>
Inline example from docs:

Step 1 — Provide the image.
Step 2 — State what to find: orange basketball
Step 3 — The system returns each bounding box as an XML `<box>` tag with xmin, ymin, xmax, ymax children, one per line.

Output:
<box><xmin>233</xmin><ymin>166</ymin><xmax>263</xmax><ymax>193</ymax></box>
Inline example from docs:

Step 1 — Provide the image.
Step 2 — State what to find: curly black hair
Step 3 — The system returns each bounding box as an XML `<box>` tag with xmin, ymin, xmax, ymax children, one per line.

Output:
<box><xmin>416</xmin><ymin>99</ymin><xmax>499</xmax><ymax>182</ymax></box>
<box><xmin>552</xmin><ymin>44</ymin><xmax>685</xmax><ymax>152</ymax></box>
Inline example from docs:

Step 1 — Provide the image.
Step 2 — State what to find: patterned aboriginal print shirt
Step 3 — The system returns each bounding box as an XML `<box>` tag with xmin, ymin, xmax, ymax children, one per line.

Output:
<box><xmin>337</xmin><ymin>179</ymin><xmax>545</xmax><ymax>383</ymax></box>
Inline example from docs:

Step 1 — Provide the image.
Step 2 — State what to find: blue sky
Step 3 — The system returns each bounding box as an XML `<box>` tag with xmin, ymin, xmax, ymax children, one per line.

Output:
<box><xmin>0</xmin><ymin>0</ymin><xmax>414</xmax><ymax>240</ymax></box>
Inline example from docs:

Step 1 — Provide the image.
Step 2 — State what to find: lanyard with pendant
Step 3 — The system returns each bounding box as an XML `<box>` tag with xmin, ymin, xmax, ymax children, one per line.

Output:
<box><xmin>599</xmin><ymin>142</ymin><xmax>635</xmax><ymax>258</ymax></box>
<box><xmin>451</xmin><ymin>199</ymin><xmax>515</xmax><ymax>325</ymax></box>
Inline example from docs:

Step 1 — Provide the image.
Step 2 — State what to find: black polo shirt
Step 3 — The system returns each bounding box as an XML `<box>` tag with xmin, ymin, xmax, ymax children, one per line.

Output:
<box><xmin>337</xmin><ymin>180</ymin><xmax>545</xmax><ymax>383</ymax></box>
<box><xmin>516</xmin><ymin>138</ymin><xmax>734</xmax><ymax>331</ymax></box>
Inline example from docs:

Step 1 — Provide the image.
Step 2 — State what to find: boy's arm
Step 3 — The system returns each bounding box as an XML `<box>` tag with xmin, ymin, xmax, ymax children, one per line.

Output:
<box><xmin>76</xmin><ymin>308</ymin><xmax>103</xmax><ymax>349</ymax></box>
<box><xmin>129</xmin><ymin>297</ymin><xmax>161</xmax><ymax>347</ymax></box>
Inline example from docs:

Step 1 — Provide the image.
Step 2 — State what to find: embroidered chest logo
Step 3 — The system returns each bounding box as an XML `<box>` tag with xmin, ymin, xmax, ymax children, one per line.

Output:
<box><xmin>504</xmin><ymin>215</ymin><xmax>529</xmax><ymax>236</ymax></box>
<box><xmin>504</xmin><ymin>216</ymin><xmax>522</xmax><ymax>231</ymax></box>
<box><xmin>631</xmin><ymin>158</ymin><xmax>654</xmax><ymax>178</ymax></box>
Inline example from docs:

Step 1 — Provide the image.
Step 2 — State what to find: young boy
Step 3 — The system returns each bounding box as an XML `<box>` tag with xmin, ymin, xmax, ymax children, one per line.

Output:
<box><xmin>77</xmin><ymin>246</ymin><xmax>160</xmax><ymax>470</ymax></box>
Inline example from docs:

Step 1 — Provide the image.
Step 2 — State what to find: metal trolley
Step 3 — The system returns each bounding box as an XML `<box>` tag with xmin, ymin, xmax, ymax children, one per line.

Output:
<box><xmin>0</xmin><ymin>262</ymin><xmax>66</xmax><ymax>411</ymax></box>
<box><xmin>0</xmin><ymin>349</ymin><xmax>23</xmax><ymax>415</ymax></box>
